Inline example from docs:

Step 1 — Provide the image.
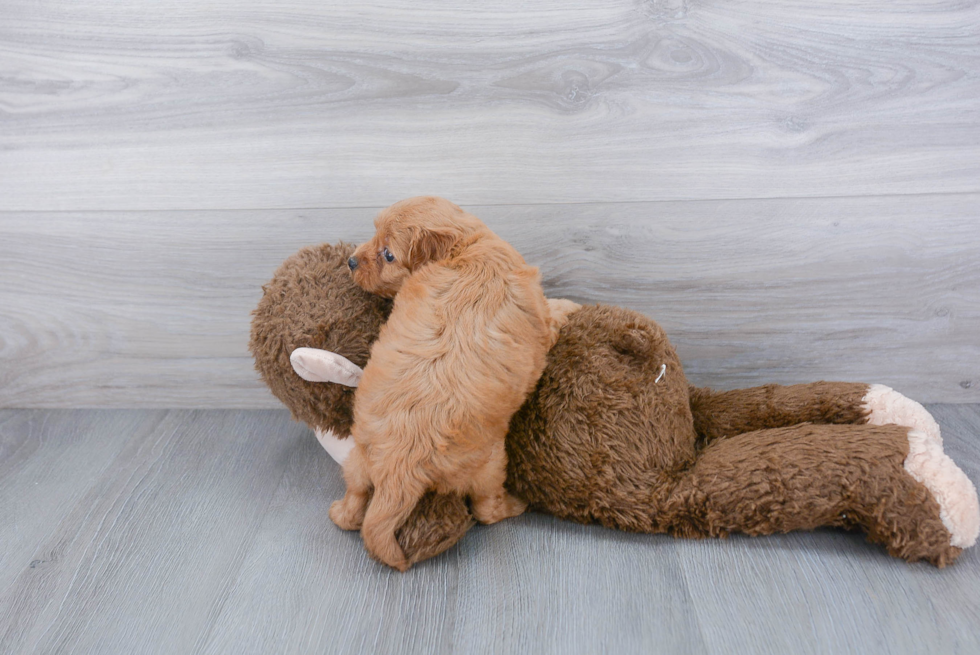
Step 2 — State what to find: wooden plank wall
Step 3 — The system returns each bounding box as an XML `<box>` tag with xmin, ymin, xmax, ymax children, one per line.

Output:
<box><xmin>2</xmin><ymin>0</ymin><xmax>979</xmax><ymax>406</ymax></box>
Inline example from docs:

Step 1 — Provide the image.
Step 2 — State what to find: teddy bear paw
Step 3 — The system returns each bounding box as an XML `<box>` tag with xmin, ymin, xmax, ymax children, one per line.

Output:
<box><xmin>903</xmin><ymin>428</ymin><xmax>980</xmax><ymax>549</ymax></box>
<box><xmin>314</xmin><ymin>427</ymin><xmax>355</xmax><ymax>465</ymax></box>
<box><xmin>863</xmin><ymin>384</ymin><xmax>942</xmax><ymax>446</ymax></box>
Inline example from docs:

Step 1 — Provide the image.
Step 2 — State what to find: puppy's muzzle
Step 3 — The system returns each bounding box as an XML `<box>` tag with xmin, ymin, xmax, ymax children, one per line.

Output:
<box><xmin>347</xmin><ymin>256</ymin><xmax>358</xmax><ymax>271</ymax></box>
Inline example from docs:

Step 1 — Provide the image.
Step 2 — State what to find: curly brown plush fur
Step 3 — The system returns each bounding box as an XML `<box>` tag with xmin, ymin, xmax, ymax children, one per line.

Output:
<box><xmin>251</xmin><ymin>242</ymin><xmax>973</xmax><ymax>569</ymax></box>
<box><xmin>501</xmin><ymin>305</ymin><xmax>959</xmax><ymax>565</ymax></box>
<box><xmin>250</xmin><ymin>243</ymin><xmax>391</xmax><ymax>436</ymax></box>
<box><xmin>688</xmin><ymin>382</ymin><xmax>871</xmax><ymax>445</ymax></box>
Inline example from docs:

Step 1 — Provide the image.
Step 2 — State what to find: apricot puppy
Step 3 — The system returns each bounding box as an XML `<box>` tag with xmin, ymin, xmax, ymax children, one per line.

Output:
<box><xmin>330</xmin><ymin>197</ymin><xmax>554</xmax><ymax>570</ymax></box>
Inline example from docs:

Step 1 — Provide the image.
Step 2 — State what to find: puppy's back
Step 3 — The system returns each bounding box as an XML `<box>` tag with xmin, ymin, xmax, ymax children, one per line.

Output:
<box><xmin>357</xmin><ymin>226</ymin><xmax>551</xmax><ymax>442</ymax></box>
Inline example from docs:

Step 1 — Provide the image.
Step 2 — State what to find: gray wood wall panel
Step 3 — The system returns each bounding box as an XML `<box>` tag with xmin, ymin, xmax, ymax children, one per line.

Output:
<box><xmin>2</xmin><ymin>0</ymin><xmax>979</xmax><ymax>210</ymax></box>
<box><xmin>2</xmin><ymin>1</ymin><xmax>979</xmax><ymax>407</ymax></box>
<box><xmin>2</xmin><ymin>194</ymin><xmax>978</xmax><ymax>407</ymax></box>
<box><xmin>1</xmin><ymin>407</ymin><xmax>978</xmax><ymax>654</ymax></box>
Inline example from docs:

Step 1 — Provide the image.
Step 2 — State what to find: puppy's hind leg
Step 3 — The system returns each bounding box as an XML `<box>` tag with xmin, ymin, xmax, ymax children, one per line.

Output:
<box><xmin>470</xmin><ymin>443</ymin><xmax>527</xmax><ymax>525</ymax></box>
<box><xmin>361</xmin><ymin>473</ymin><xmax>429</xmax><ymax>572</ymax></box>
<box><xmin>330</xmin><ymin>443</ymin><xmax>371</xmax><ymax>531</ymax></box>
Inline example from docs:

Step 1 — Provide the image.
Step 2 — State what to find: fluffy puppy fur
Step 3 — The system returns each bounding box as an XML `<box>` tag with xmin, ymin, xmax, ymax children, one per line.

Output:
<box><xmin>330</xmin><ymin>196</ymin><xmax>554</xmax><ymax>570</ymax></box>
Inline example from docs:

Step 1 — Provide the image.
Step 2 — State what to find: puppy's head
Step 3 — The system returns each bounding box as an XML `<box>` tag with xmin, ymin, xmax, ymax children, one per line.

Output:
<box><xmin>348</xmin><ymin>196</ymin><xmax>481</xmax><ymax>297</ymax></box>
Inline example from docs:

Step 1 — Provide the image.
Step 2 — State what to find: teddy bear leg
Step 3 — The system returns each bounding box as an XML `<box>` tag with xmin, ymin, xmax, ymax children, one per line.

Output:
<box><xmin>858</xmin><ymin>386</ymin><xmax>979</xmax><ymax>547</ymax></box>
<box><xmin>688</xmin><ymin>382</ymin><xmax>871</xmax><ymax>443</ymax></box>
<box><xmin>329</xmin><ymin>443</ymin><xmax>372</xmax><ymax>531</ymax></box>
<box><xmin>664</xmin><ymin>423</ymin><xmax>977</xmax><ymax>565</ymax></box>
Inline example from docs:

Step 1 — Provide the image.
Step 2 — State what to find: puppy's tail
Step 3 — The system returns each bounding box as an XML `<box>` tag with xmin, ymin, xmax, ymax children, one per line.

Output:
<box><xmin>361</xmin><ymin>474</ymin><xmax>430</xmax><ymax>572</ymax></box>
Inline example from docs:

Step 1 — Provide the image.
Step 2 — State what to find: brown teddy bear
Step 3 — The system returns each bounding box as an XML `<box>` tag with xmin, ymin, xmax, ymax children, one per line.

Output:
<box><xmin>251</xmin><ymin>242</ymin><xmax>979</xmax><ymax>569</ymax></box>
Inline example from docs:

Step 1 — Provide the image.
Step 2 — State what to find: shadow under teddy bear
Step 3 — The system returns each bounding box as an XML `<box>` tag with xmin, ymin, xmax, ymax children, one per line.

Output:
<box><xmin>250</xmin><ymin>242</ymin><xmax>979</xmax><ymax>570</ymax></box>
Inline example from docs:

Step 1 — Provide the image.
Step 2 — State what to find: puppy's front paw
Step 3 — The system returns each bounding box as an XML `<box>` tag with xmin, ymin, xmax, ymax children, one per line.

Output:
<box><xmin>330</xmin><ymin>498</ymin><xmax>365</xmax><ymax>531</ymax></box>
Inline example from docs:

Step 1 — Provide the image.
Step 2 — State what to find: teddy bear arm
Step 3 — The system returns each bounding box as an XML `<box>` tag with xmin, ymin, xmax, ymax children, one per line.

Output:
<box><xmin>687</xmin><ymin>381</ymin><xmax>871</xmax><ymax>444</ymax></box>
<box><xmin>664</xmin><ymin>422</ymin><xmax>973</xmax><ymax>566</ymax></box>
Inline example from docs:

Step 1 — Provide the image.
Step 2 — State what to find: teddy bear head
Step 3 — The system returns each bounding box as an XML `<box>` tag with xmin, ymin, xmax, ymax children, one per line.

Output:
<box><xmin>250</xmin><ymin>242</ymin><xmax>391</xmax><ymax>436</ymax></box>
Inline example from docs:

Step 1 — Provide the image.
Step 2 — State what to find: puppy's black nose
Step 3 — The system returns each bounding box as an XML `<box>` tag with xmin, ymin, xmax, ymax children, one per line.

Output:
<box><xmin>347</xmin><ymin>257</ymin><xmax>358</xmax><ymax>271</ymax></box>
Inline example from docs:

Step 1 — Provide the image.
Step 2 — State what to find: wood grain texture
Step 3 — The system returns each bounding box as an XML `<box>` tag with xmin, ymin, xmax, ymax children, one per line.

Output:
<box><xmin>0</xmin><ymin>409</ymin><xmax>305</xmax><ymax>655</ymax></box>
<box><xmin>0</xmin><ymin>410</ymin><xmax>157</xmax><ymax>594</ymax></box>
<box><xmin>0</xmin><ymin>408</ymin><xmax>978</xmax><ymax>654</ymax></box>
<box><xmin>1</xmin><ymin>0</ymin><xmax>979</xmax><ymax>210</ymax></box>
<box><xmin>201</xmin><ymin>426</ymin><xmax>706</xmax><ymax>655</ymax></box>
<box><xmin>2</xmin><ymin>194</ymin><xmax>978</xmax><ymax>407</ymax></box>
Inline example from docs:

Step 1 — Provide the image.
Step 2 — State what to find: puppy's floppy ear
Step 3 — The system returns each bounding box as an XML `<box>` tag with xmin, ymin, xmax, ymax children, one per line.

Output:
<box><xmin>406</xmin><ymin>226</ymin><xmax>458</xmax><ymax>270</ymax></box>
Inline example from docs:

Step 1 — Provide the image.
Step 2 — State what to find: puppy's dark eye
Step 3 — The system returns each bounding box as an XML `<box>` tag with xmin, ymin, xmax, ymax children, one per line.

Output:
<box><xmin>383</xmin><ymin>247</ymin><xmax>395</xmax><ymax>263</ymax></box>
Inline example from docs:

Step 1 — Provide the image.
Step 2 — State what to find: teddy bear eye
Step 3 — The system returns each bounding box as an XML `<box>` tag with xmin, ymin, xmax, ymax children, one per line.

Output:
<box><xmin>383</xmin><ymin>247</ymin><xmax>395</xmax><ymax>263</ymax></box>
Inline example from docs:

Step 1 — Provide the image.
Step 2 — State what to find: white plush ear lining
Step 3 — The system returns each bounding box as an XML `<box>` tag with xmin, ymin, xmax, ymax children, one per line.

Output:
<box><xmin>290</xmin><ymin>347</ymin><xmax>364</xmax><ymax>387</ymax></box>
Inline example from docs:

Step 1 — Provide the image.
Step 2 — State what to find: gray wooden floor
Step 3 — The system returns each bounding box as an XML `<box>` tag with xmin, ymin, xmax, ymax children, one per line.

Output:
<box><xmin>1</xmin><ymin>407</ymin><xmax>979</xmax><ymax>655</ymax></box>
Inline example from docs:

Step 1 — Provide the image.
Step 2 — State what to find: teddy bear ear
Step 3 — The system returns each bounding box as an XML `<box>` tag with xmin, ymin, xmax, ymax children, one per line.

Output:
<box><xmin>289</xmin><ymin>348</ymin><xmax>364</xmax><ymax>387</ymax></box>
